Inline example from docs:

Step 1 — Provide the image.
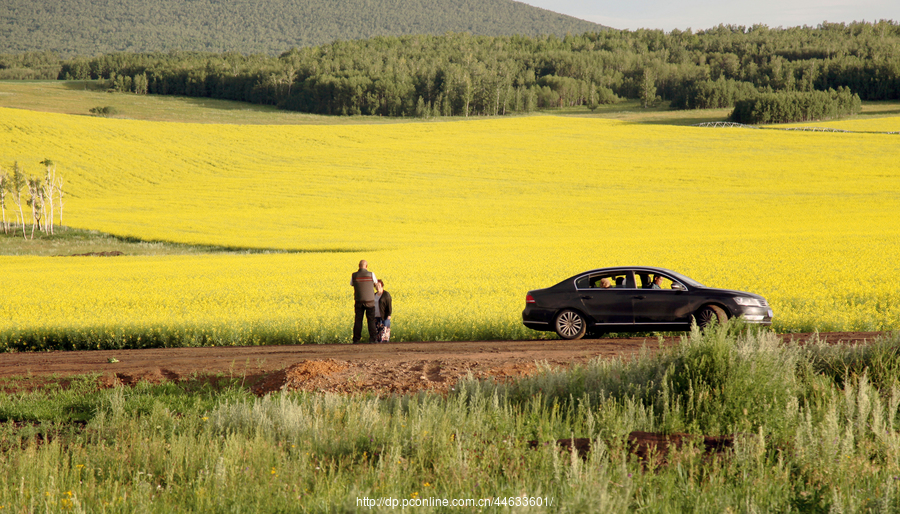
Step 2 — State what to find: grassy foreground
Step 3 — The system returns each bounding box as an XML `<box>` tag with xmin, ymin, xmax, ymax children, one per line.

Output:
<box><xmin>0</xmin><ymin>325</ymin><xmax>898</xmax><ymax>512</ymax></box>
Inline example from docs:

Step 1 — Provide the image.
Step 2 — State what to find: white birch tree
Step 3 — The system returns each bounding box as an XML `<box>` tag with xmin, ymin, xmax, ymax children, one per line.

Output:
<box><xmin>8</xmin><ymin>163</ymin><xmax>27</xmax><ymax>239</ymax></box>
<box><xmin>25</xmin><ymin>176</ymin><xmax>45</xmax><ymax>239</ymax></box>
<box><xmin>0</xmin><ymin>168</ymin><xmax>8</xmax><ymax>234</ymax></box>
<box><xmin>40</xmin><ymin>159</ymin><xmax>56</xmax><ymax>235</ymax></box>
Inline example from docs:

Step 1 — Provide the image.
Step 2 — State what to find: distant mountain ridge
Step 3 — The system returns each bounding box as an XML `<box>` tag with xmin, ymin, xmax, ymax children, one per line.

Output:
<box><xmin>0</xmin><ymin>0</ymin><xmax>606</xmax><ymax>56</ymax></box>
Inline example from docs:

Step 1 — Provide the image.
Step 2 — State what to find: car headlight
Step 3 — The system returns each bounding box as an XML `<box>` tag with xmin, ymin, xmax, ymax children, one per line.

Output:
<box><xmin>734</xmin><ymin>297</ymin><xmax>765</xmax><ymax>307</ymax></box>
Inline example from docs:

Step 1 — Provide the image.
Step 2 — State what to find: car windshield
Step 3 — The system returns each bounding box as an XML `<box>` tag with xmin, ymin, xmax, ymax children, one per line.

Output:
<box><xmin>664</xmin><ymin>270</ymin><xmax>705</xmax><ymax>288</ymax></box>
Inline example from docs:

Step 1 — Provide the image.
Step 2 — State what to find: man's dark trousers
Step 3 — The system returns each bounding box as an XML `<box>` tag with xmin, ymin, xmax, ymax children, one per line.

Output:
<box><xmin>353</xmin><ymin>300</ymin><xmax>377</xmax><ymax>343</ymax></box>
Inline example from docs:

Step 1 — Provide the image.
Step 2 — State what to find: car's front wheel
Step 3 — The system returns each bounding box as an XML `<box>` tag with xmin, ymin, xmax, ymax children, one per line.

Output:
<box><xmin>695</xmin><ymin>305</ymin><xmax>728</xmax><ymax>330</ymax></box>
<box><xmin>555</xmin><ymin>310</ymin><xmax>587</xmax><ymax>340</ymax></box>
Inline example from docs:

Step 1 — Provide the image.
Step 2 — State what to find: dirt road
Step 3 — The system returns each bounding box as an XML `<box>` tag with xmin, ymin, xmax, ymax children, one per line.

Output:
<box><xmin>0</xmin><ymin>332</ymin><xmax>884</xmax><ymax>395</ymax></box>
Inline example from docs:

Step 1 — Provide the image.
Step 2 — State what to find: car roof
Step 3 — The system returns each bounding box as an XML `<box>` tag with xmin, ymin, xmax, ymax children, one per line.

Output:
<box><xmin>574</xmin><ymin>266</ymin><xmax>679</xmax><ymax>276</ymax></box>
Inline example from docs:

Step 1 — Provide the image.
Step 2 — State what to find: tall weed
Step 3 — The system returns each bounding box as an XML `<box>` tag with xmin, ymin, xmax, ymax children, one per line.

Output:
<box><xmin>0</xmin><ymin>328</ymin><xmax>899</xmax><ymax>511</ymax></box>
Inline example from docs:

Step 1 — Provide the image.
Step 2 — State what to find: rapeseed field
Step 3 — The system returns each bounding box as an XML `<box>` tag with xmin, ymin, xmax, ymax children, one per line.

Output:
<box><xmin>1</xmin><ymin>107</ymin><xmax>898</xmax><ymax>345</ymax></box>
<box><xmin>782</xmin><ymin>116</ymin><xmax>900</xmax><ymax>133</ymax></box>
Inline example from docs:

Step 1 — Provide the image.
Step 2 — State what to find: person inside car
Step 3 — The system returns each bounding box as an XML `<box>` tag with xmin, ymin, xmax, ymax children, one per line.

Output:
<box><xmin>639</xmin><ymin>273</ymin><xmax>652</xmax><ymax>289</ymax></box>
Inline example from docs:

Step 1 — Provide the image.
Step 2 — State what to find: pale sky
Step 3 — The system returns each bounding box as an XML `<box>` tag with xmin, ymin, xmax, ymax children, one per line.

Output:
<box><xmin>519</xmin><ymin>0</ymin><xmax>900</xmax><ymax>31</ymax></box>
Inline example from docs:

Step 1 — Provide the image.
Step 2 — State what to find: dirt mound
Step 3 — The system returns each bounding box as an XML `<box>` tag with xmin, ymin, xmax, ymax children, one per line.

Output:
<box><xmin>251</xmin><ymin>358</ymin><xmax>544</xmax><ymax>396</ymax></box>
<box><xmin>252</xmin><ymin>359</ymin><xmax>350</xmax><ymax>395</ymax></box>
<box><xmin>114</xmin><ymin>368</ymin><xmax>179</xmax><ymax>386</ymax></box>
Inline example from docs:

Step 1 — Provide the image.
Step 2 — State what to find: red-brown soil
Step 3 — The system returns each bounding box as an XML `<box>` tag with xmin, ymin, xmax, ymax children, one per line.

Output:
<box><xmin>532</xmin><ymin>431</ymin><xmax>738</xmax><ymax>466</ymax></box>
<box><xmin>0</xmin><ymin>332</ymin><xmax>883</xmax><ymax>395</ymax></box>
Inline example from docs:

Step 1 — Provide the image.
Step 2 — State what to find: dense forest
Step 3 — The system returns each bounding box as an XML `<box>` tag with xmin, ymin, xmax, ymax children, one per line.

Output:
<box><xmin>0</xmin><ymin>0</ymin><xmax>603</xmax><ymax>57</ymax></box>
<box><xmin>3</xmin><ymin>22</ymin><xmax>899</xmax><ymax>121</ymax></box>
<box><xmin>25</xmin><ymin>22</ymin><xmax>896</xmax><ymax>119</ymax></box>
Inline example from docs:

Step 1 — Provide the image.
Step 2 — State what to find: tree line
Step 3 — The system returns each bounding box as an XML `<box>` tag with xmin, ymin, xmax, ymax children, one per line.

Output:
<box><xmin>65</xmin><ymin>23</ymin><xmax>900</xmax><ymax>118</ymax></box>
<box><xmin>0</xmin><ymin>51</ymin><xmax>61</xmax><ymax>80</ymax></box>
<box><xmin>5</xmin><ymin>21</ymin><xmax>900</xmax><ymax>121</ymax></box>
<box><xmin>0</xmin><ymin>161</ymin><xmax>65</xmax><ymax>239</ymax></box>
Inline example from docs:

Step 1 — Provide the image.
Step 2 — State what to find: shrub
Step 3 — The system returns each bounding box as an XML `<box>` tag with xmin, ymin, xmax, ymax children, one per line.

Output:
<box><xmin>473</xmin><ymin>323</ymin><xmax>900</xmax><ymax>439</ymax></box>
<box><xmin>89</xmin><ymin>105</ymin><xmax>118</xmax><ymax>117</ymax></box>
<box><xmin>730</xmin><ymin>87</ymin><xmax>861</xmax><ymax>124</ymax></box>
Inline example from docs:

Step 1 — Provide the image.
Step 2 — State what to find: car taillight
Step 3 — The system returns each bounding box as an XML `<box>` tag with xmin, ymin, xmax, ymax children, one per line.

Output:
<box><xmin>525</xmin><ymin>294</ymin><xmax>536</xmax><ymax>304</ymax></box>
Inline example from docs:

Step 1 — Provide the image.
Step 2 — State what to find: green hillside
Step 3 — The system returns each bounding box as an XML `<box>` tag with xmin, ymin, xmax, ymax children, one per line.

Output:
<box><xmin>0</xmin><ymin>0</ymin><xmax>604</xmax><ymax>56</ymax></box>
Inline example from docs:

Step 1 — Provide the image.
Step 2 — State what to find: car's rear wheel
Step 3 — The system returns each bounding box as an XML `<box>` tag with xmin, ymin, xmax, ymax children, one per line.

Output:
<box><xmin>555</xmin><ymin>310</ymin><xmax>587</xmax><ymax>340</ymax></box>
<box><xmin>695</xmin><ymin>305</ymin><xmax>728</xmax><ymax>330</ymax></box>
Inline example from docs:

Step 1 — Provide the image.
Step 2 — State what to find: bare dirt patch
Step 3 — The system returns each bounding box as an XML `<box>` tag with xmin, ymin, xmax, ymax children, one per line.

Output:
<box><xmin>0</xmin><ymin>332</ymin><xmax>884</xmax><ymax>395</ymax></box>
<box><xmin>250</xmin><ymin>358</ymin><xmax>540</xmax><ymax>395</ymax></box>
<box><xmin>67</xmin><ymin>251</ymin><xmax>125</xmax><ymax>257</ymax></box>
<box><xmin>532</xmin><ymin>431</ymin><xmax>738</xmax><ymax>467</ymax></box>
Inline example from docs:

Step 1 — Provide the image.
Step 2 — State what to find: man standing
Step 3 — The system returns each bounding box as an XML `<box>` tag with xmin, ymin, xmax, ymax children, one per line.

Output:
<box><xmin>351</xmin><ymin>259</ymin><xmax>378</xmax><ymax>343</ymax></box>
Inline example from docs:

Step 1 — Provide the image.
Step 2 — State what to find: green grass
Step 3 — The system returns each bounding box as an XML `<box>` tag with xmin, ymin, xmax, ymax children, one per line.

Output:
<box><xmin>0</xmin><ymin>80</ymin><xmax>411</xmax><ymax>125</ymax></box>
<box><xmin>0</xmin><ymin>225</ymin><xmax>306</xmax><ymax>256</ymax></box>
<box><xmin>0</xmin><ymin>325</ymin><xmax>898</xmax><ymax>512</ymax></box>
<box><xmin>6</xmin><ymin>80</ymin><xmax>899</xmax><ymax>127</ymax></box>
<box><xmin>0</xmin><ymin>225</ymin><xmax>205</xmax><ymax>256</ymax></box>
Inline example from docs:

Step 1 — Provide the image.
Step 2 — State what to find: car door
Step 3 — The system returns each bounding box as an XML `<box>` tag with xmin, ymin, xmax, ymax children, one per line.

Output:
<box><xmin>576</xmin><ymin>272</ymin><xmax>634</xmax><ymax>324</ymax></box>
<box><xmin>631</xmin><ymin>272</ymin><xmax>693</xmax><ymax>324</ymax></box>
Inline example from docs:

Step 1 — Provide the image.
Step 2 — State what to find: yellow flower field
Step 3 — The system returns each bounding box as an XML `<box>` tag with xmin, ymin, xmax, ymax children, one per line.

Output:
<box><xmin>1</xmin><ymin>107</ymin><xmax>898</xmax><ymax>345</ymax></box>
<box><xmin>782</xmin><ymin>116</ymin><xmax>900</xmax><ymax>133</ymax></box>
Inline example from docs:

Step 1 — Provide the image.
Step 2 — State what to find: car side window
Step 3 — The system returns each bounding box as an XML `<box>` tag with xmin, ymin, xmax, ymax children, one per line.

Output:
<box><xmin>636</xmin><ymin>273</ymin><xmax>651</xmax><ymax>289</ymax></box>
<box><xmin>640</xmin><ymin>273</ymin><xmax>682</xmax><ymax>290</ymax></box>
<box><xmin>576</xmin><ymin>273</ymin><xmax>632</xmax><ymax>290</ymax></box>
<box><xmin>590</xmin><ymin>275</ymin><xmax>610</xmax><ymax>289</ymax></box>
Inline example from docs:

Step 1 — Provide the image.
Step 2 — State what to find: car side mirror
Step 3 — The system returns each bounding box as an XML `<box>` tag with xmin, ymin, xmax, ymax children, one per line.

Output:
<box><xmin>671</xmin><ymin>283</ymin><xmax>685</xmax><ymax>291</ymax></box>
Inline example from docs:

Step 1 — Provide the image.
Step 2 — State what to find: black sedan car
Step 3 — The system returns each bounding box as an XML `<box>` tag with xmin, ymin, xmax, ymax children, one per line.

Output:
<box><xmin>522</xmin><ymin>266</ymin><xmax>773</xmax><ymax>339</ymax></box>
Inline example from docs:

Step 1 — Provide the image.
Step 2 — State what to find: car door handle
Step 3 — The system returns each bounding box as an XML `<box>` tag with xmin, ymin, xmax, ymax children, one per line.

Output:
<box><xmin>580</xmin><ymin>295</ymin><xmax>592</xmax><ymax>299</ymax></box>
<box><xmin>633</xmin><ymin>295</ymin><xmax>646</xmax><ymax>300</ymax></box>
